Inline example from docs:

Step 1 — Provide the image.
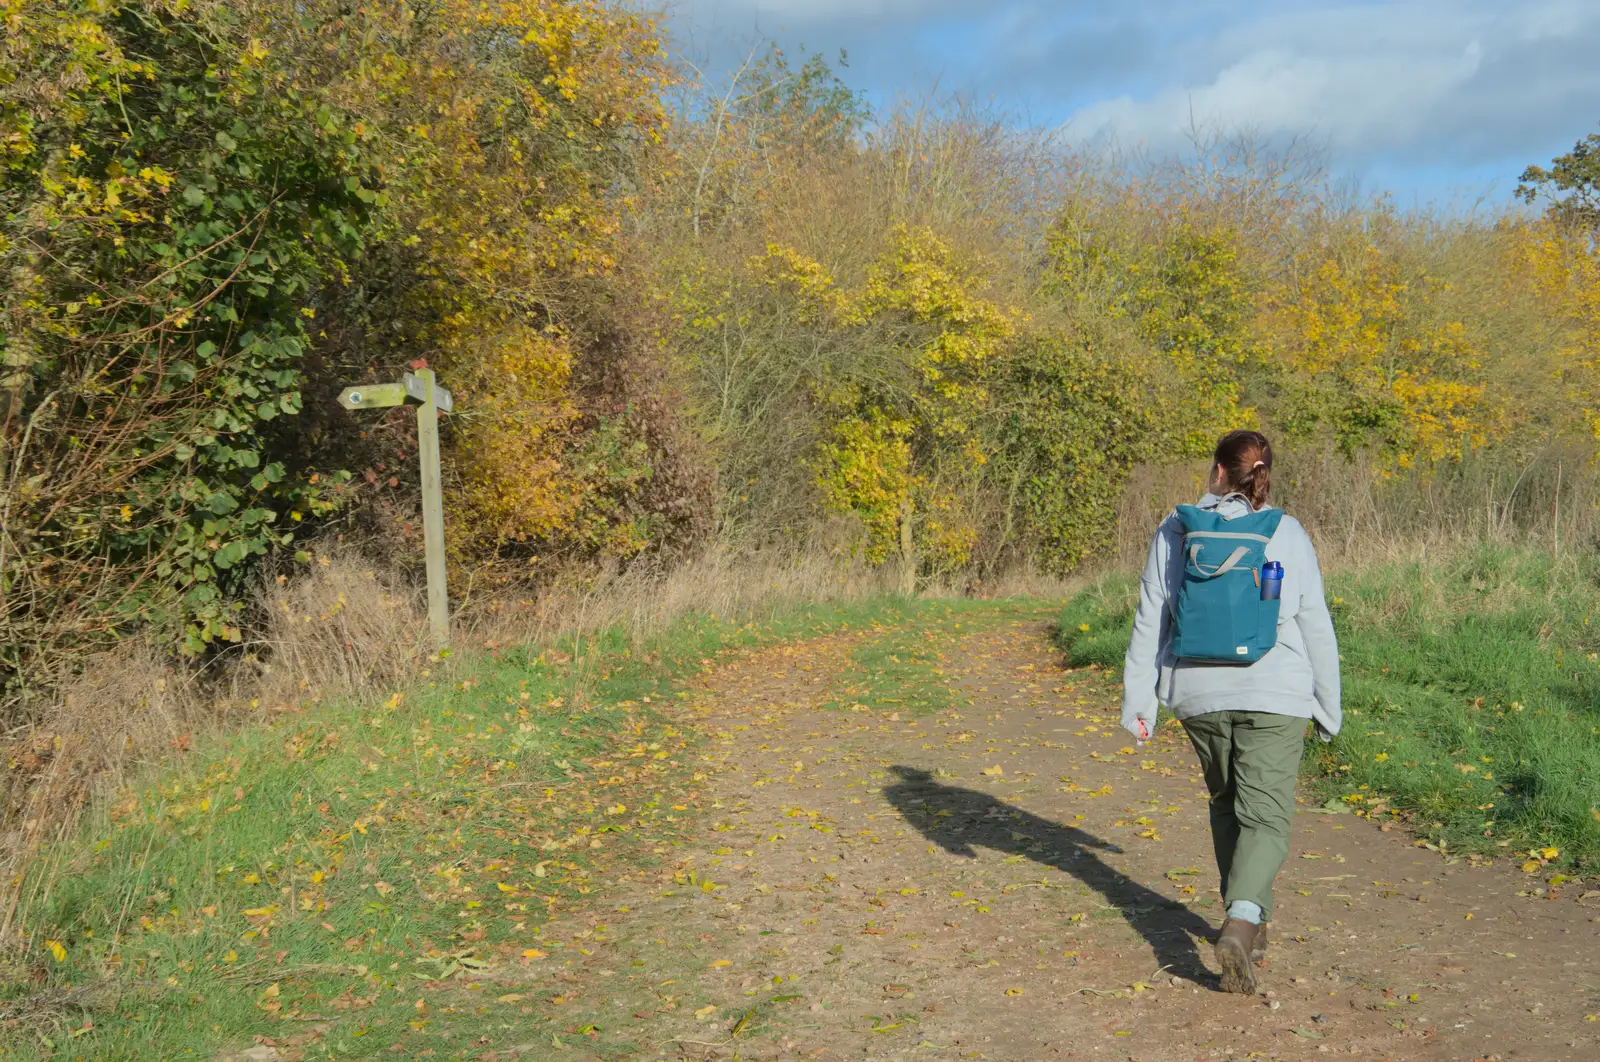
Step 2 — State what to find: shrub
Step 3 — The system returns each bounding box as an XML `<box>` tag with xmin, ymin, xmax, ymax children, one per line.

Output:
<box><xmin>2</xmin><ymin>0</ymin><xmax>376</xmax><ymax>697</ymax></box>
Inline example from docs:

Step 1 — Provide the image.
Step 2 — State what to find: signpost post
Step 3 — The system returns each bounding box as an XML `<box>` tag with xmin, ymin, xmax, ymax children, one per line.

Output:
<box><xmin>339</xmin><ymin>369</ymin><xmax>455</xmax><ymax>649</ymax></box>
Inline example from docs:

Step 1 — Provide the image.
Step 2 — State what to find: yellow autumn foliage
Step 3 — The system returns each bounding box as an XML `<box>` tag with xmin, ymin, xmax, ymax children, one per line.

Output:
<box><xmin>265</xmin><ymin>0</ymin><xmax>678</xmax><ymax>567</ymax></box>
<box><xmin>756</xmin><ymin>228</ymin><xmax>1015</xmax><ymax>568</ymax></box>
<box><xmin>444</xmin><ymin>323</ymin><xmax>586</xmax><ymax>551</ymax></box>
<box><xmin>1504</xmin><ymin>221</ymin><xmax>1600</xmax><ymax>439</ymax></box>
<box><xmin>1260</xmin><ymin>241</ymin><xmax>1496</xmax><ymax>467</ymax></box>
<box><xmin>813</xmin><ymin>411</ymin><xmax>915</xmax><ymax>564</ymax></box>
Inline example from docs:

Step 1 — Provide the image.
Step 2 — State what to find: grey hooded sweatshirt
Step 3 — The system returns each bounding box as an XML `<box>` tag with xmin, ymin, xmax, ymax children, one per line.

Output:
<box><xmin>1120</xmin><ymin>492</ymin><xmax>1342</xmax><ymax>741</ymax></box>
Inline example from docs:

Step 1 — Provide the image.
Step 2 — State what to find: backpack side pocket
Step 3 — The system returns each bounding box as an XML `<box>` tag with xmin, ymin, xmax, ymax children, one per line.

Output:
<box><xmin>1253</xmin><ymin>595</ymin><xmax>1282</xmax><ymax>661</ymax></box>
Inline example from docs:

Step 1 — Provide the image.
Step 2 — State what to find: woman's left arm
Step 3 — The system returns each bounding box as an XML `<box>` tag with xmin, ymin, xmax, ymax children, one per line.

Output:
<box><xmin>1121</xmin><ymin>517</ymin><xmax>1177</xmax><ymax>739</ymax></box>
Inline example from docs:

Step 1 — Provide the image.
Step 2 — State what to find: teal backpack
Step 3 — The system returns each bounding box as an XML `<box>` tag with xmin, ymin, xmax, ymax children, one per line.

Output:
<box><xmin>1169</xmin><ymin>504</ymin><xmax>1284</xmax><ymax>663</ymax></box>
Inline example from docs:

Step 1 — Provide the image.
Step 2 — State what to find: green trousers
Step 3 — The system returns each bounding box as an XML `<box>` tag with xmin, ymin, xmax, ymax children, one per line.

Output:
<box><xmin>1181</xmin><ymin>711</ymin><xmax>1307</xmax><ymax>921</ymax></box>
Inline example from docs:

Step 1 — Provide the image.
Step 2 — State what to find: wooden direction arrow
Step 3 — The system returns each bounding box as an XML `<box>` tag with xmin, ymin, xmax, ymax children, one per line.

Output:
<box><xmin>338</xmin><ymin>382</ymin><xmax>407</xmax><ymax>410</ymax></box>
<box><xmin>339</xmin><ymin>375</ymin><xmax>453</xmax><ymax>413</ymax></box>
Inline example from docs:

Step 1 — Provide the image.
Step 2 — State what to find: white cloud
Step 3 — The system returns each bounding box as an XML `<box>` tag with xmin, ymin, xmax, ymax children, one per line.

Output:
<box><xmin>1069</xmin><ymin>38</ymin><xmax>1485</xmax><ymax>153</ymax></box>
<box><xmin>1061</xmin><ymin>1</ymin><xmax>1597</xmax><ymax>163</ymax></box>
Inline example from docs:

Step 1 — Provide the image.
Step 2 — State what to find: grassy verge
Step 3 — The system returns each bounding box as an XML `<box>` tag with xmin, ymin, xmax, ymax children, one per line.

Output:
<box><xmin>0</xmin><ymin>596</ymin><xmax>951</xmax><ymax>1061</ymax></box>
<box><xmin>1054</xmin><ymin>575</ymin><xmax>1140</xmax><ymax>675</ymax></box>
<box><xmin>1055</xmin><ymin>548</ymin><xmax>1600</xmax><ymax>870</ymax></box>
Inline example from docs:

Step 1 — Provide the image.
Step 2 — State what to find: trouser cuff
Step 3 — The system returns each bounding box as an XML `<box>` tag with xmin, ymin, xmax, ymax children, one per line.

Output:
<box><xmin>1225</xmin><ymin>899</ymin><xmax>1263</xmax><ymax>924</ymax></box>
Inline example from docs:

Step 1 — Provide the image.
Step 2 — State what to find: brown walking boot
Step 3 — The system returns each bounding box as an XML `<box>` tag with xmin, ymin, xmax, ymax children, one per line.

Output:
<box><xmin>1251</xmin><ymin>921</ymin><xmax>1270</xmax><ymax>965</ymax></box>
<box><xmin>1215</xmin><ymin>918</ymin><xmax>1259</xmax><ymax>995</ymax></box>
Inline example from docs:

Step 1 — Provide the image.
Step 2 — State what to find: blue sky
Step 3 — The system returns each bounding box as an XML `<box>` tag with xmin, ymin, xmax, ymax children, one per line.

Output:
<box><xmin>664</xmin><ymin>0</ymin><xmax>1600</xmax><ymax>209</ymax></box>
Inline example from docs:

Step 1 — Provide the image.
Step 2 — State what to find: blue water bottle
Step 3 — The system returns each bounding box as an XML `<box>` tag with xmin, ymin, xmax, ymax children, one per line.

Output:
<box><xmin>1261</xmin><ymin>561</ymin><xmax>1284</xmax><ymax>601</ymax></box>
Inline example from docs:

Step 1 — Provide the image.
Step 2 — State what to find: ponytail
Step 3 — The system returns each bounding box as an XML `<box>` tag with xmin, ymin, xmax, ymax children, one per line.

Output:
<box><xmin>1213</xmin><ymin>430</ymin><xmax>1274</xmax><ymax>510</ymax></box>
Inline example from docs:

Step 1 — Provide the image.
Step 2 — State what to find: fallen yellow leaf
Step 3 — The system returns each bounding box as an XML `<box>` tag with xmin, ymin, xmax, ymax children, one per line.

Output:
<box><xmin>710</xmin><ymin>959</ymin><xmax>731</xmax><ymax>968</ymax></box>
<box><xmin>695</xmin><ymin>1004</ymin><xmax>719</xmax><ymax>1021</ymax></box>
<box><xmin>522</xmin><ymin>948</ymin><xmax>547</xmax><ymax>959</ymax></box>
<box><xmin>981</xmin><ymin>765</ymin><xmax>1003</xmax><ymax>776</ymax></box>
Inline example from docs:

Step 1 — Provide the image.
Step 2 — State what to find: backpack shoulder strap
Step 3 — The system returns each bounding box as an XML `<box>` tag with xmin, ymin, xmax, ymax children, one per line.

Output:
<box><xmin>1248</xmin><ymin>508</ymin><xmax>1285</xmax><ymax>539</ymax></box>
<box><xmin>1173</xmin><ymin>504</ymin><xmax>1208</xmax><ymax>533</ymax></box>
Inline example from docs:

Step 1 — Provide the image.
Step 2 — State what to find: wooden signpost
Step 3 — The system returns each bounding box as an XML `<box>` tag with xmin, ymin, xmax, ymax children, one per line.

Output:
<box><xmin>339</xmin><ymin>369</ymin><xmax>454</xmax><ymax>649</ymax></box>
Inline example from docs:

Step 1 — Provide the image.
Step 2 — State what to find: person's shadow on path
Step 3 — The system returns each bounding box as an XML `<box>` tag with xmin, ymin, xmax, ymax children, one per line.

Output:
<box><xmin>884</xmin><ymin>766</ymin><xmax>1220</xmax><ymax>988</ymax></box>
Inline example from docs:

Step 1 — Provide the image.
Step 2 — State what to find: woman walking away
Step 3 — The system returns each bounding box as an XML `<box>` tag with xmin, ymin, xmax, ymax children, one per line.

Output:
<box><xmin>1121</xmin><ymin>430</ymin><xmax>1341</xmax><ymax>995</ymax></box>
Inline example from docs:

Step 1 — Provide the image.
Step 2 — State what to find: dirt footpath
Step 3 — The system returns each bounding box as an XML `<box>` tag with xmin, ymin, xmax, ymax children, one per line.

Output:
<box><xmin>519</xmin><ymin>616</ymin><xmax>1600</xmax><ymax>1062</ymax></box>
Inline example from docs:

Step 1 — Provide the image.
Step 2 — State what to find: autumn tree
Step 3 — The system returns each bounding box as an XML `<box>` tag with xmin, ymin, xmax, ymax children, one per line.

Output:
<box><xmin>1518</xmin><ymin>127</ymin><xmax>1600</xmax><ymax>232</ymax></box>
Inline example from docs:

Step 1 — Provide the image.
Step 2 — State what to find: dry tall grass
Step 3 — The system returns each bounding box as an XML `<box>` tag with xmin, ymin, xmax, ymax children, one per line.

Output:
<box><xmin>461</xmin><ymin>539</ymin><xmax>894</xmax><ymax>651</ymax></box>
<box><xmin>1112</xmin><ymin>445</ymin><xmax>1600</xmax><ymax>572</ymax></box>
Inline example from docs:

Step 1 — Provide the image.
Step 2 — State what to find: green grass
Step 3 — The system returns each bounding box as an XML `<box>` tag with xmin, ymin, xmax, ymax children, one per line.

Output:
<box><xmin>1055</xmin><ymin>548</ymin><xmax>1600</xmax><ymax>870</ymax></box>
<box><xmin>1</xmin><ymin>596</ymin><xmax>946</xmax><ymax>1061</ymax></box>
<box><xmin>820</xmin><ymin>599</ymin><xmax>1044</xmax><ymax>716</ymax></box>
<box><xmin>1055</xmin><ymin>574</ymin><xmax>1140</xmax><ymax>675</ymax></box>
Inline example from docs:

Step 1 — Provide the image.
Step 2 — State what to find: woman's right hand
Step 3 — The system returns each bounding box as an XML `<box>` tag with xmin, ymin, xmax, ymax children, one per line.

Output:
<box><xmin>1121</xmin><ymin>706</ymin><xmax>1156</xmax><ymax>744</ymax></box>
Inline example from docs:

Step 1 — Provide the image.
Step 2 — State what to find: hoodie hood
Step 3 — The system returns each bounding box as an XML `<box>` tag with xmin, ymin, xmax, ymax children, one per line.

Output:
<box><xmin>1196</xmin><ymin>491</ymin><xmax>1263</xmax><ymax>519</ymax></box>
